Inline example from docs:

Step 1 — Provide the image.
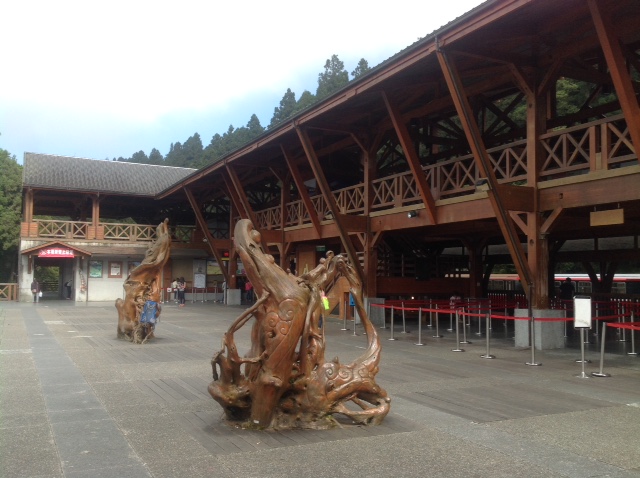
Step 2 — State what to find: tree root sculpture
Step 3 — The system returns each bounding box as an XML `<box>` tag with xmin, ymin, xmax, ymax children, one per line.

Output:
<box><xmin>115</xmin><ymin>218</ymin><xmax>171</xmax><ymax>344</ymax></box>
<box><xmin>208</xmin><ymin>219</ymin><xmax>390</xmax><ymax>429</ymax></box>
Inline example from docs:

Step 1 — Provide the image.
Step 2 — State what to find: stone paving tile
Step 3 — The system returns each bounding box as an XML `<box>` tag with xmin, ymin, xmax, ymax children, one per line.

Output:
<box><xmin>3</xmin><ymin>301</ymin><xmax>640</xmax><ymax>478</ymax></box>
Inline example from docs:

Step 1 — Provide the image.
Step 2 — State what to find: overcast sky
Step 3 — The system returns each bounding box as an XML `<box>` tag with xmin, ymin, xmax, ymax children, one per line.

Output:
<box><xmin>1</xmin><ymin>0</ymin><xmax>485</xmax><ymax>164</ymax></box>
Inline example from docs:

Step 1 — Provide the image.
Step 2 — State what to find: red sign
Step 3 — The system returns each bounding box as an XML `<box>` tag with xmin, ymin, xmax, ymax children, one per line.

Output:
<box><xmin>38</xmin><ymin>248</ymin><xmax>75</xmax><ymax>258</ymax></box>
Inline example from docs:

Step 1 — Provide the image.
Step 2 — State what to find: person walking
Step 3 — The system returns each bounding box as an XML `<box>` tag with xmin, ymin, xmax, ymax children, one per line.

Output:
<box><xmin>177</xmin><ymin>277</ymin><xmax>186</xmax><ymax>307</ymax></box>
<box><xmin>31</xmin><ymin>279</ymin><xmax>40</xmax><ymax>303</ymax></box>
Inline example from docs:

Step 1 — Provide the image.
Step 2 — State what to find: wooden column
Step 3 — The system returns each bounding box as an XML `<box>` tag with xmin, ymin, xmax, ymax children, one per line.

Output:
<box><xmin>523</xmin><ymin>68</ymin><xmax>550</xmax><ymax>309</ymax></box>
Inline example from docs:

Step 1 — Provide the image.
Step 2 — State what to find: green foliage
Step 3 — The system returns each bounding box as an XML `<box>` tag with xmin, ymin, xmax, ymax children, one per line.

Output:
<box><xmin>270</xmin><ymin>88</ymin><xmax>298</xmax><ymax>128</ymax></box>
<box><xmin>131</xmin><ymin>150</ymin><xmax>149</xmax><ymax>164</ymax></box>
<box><xmin>316</xmin><ymin>54</ymin><xmax>349</xmax><ymax>100</ymax></box>
<box><xmin>351</xmin><ymin>58</ymin><xmax>370</xmax><ymax>79</ymax></box>
<box><xmin>0</xmin><ymin>148</ymin><xmax>22</xmax><ymax>281</ymax></box>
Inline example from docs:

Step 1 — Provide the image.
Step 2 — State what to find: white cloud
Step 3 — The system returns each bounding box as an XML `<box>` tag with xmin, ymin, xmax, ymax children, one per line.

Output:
<box><xmin>1</xmin><ymin>0</ymin><xmax>484</xmax><ymax>159</ymax></box>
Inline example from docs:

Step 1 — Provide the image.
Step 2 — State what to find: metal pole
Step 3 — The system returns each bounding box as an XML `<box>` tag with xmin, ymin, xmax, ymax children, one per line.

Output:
<box><xmin>389</xmin><ymin>306</ymin><xmax>396</xmax><ymax>341</ymax></box>
<box><xmin>592</xmin><ymin>322</ymin><xmax>611</xmax><ymax>377</ymax></box>
<box><xmin>481</xmin><ymin>312</ymin><xmax>495</xmax><ymax>359</ymax></box>
<box><xmin>341</xmin><ymin>297</ymin><xmax>349</xmax><ymax>331</ymax></box>
<box><xmin>628</xmin><ymin>311</ymin><xmax>637</xmax><ymax>355</ymax></box>
<box><xmin>526</xmin><ymin>284</ymin><xmax>541</xmax><ymax>366</ymax></box>
<box><xmin>433</xmin><ymin>304</ymin><xmax>443</xmax><ymax>338</ymax></box>
<box><xmin>448</xmin><ymin>304</ymin><xmax>454</xmax><ymax>331</ymax></box>
<box><xmin>452</xmin><ymin>309</ymin><xmax>464</xmax><ymax>352</ymax></box>
<box><xmin>415</xmin><ymin>308</ymin><xmax>425</xmax><ymax>346</ymax></box>
<box><xmin>460</xmin><ymin>308</ymin><xmax>471</xmax><ymax>344</ymax></box>
<box><xmin>401</xmin><ymin>302</ymin><xmax>409</xmax><ymax>333</ymax></box>
<box><xmin>380</xmin><ymin>304</ymin><xmax>387</xmax><ymax>329</ymax></box>
<box><xmin>577</xmin><ymin>328</ymin><xmax>589</xmax><ymax>378</ymax></box>
<box><xmin>427</xmin><ymin>299</ymin><xmax>433</xmax><ymax>328</ymax></box>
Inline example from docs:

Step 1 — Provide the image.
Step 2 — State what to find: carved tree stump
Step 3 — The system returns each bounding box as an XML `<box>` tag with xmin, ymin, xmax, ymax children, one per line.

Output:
<box><xmin>209</xmin><ymin>219</ymin><xmax>390</xmax><ymax>429</ymax></box>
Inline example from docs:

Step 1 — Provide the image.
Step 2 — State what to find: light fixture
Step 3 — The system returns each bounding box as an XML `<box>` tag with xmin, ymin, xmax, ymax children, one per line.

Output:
<box><xmin>407</xmin><ymin>210</ymin><xmax>418</xmax><ymax>218</ymax></box>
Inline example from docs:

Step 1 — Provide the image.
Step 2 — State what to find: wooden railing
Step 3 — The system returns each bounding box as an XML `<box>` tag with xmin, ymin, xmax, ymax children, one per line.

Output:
<box><xmin>254</xmin><ymin>114</ymin><xmax>636</xmax><ymax>229</ymax></box>
<box><xmin>0</xmin><ymin>283</ymin><xmax>18</xmax><ymax>301</ymax></box>
<box><xmin>22</xmin><ymin>115</ymin><xmax>638</xmax><ymax>237</ymax></box>
<box><xmin>22</xmin><ymin>221</ymin><xmax>196</xmax><ymax>244</ymax></box>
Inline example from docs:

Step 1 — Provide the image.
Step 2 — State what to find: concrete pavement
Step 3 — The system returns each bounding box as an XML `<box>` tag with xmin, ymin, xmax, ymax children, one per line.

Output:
<box><xmin>1</xmin><ymin>299</ymin><xmax>639</xmax><ymax>478</ymax></box>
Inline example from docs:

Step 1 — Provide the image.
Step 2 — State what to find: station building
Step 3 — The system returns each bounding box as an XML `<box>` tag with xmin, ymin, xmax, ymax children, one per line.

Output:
<box><xmin>17</xmin><ymin>0</ymin><xmax>640</xmax><ymax>317</ymax></box>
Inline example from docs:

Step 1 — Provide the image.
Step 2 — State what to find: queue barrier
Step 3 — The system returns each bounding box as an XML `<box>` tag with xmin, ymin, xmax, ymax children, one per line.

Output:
<box><xmin>592</xmin><ymin>316</ymin><xmax>640</xmax><ymax>377</ymax></box>
<box><xmin>369</xmin><ymin>302</ymin><xmax>636</xmax><ymax>370</ymax></box>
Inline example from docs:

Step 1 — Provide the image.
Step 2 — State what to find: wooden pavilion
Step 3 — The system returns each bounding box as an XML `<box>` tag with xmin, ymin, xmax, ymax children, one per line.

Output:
<box><xmin>20</xmin><ymin>0</ymin><xmax>640</xmax><ymax>309</ymax></box>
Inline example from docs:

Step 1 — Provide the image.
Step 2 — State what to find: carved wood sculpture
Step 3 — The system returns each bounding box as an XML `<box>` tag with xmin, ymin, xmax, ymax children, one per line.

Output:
<box><xmin>115</xmin><ymin>218</ymin><xmax>171</xmax><ymax>344</ymax></box>
<box><xmin>209</xmin><ymin>219</ymin><xmax>390</xmax><ymax>429</ymax></box>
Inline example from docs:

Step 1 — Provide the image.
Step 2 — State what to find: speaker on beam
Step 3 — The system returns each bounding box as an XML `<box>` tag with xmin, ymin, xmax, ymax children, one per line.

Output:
<box><xmin>416</xmin><ymin>258</ymin><xmax>430</xmax><ymax>281</ymax></box>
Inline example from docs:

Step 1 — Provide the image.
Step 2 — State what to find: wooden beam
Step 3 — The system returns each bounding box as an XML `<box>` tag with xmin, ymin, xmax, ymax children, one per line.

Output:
<box><xmin>296</xmin><ymin>127</ymin><xmax>365</xmax><ymax>287</ymax></box>
<box><xmin>224</xmin><ymin>164</ymin><xmax>258</xmax><ymax>224</ymax></box>
<box><xmin>437</xmin><ymin>48</ymin><xmax>533</xmax><ymax>292</ymax></box>
<box><xmin>588</xmin><ymin>0</ymin><xmax>640</xmax><ymax>162</ymax></box>
<box><xmin>495</xmin><ymin>184</ymin><xmax>535</xmax><ymax>212</ymax></box>
<box><xmin>183</xmin><ymin>187</ymin><xmax>230</xmax><ymax>284</ymax></box>
<box><xmin>382</xmin><ymin>91</ymin><xmax>437</xmax><ymax>224</ymax></box>
<box><xmin>281</xmin><ymin>145</ymin><xmax>322</xmax><ymax>237</ymax></box>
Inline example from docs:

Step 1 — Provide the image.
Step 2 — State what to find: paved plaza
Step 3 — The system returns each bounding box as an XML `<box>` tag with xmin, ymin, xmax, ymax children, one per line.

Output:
<box><xmin>1</xmin><ymin>299</ymin><xmax>639</xmax><ymax>478</ymax></box>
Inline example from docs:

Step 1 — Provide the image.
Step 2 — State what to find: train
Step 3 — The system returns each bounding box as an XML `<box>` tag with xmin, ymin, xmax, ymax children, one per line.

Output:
<box><xmin>488</xmin><ymin>273</ymin><xmax>640</xmax><ymax>296</ymax></box>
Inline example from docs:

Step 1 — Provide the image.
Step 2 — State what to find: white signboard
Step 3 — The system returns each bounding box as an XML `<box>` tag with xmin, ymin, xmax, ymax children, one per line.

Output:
<box><xmin>194</xmin><ymin>273</ymin><xmax>206</xmax><ymax>289</ymax></box>
<box><xmin>574</xmin><ymin>296</ymin><xmax>592</xmax><ymax>328</ymax></box>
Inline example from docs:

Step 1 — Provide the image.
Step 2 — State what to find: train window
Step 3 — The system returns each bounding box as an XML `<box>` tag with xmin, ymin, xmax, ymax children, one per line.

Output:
<box><xmin>490</xmin><ymin>280</ymin><xmax>505</xmax><ymax>291</ymax></box>
<box><xmin>611</xmin><ymin>282</ymin><xmax>626</xmax><ymax>294</ymax></box>
<box><xmin>576</xmin><ymin>281</ymin><xmax>592</xmax><ymax>293</ymax></box>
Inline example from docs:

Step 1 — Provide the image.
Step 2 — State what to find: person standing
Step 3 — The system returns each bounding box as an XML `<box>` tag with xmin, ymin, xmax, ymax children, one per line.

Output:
<box><xmin>559</xmin><ymin>277</ymin><xmax>575</xmax><ymax>316</ymax></box>
<box><xmin>245</xmin><ymin>280</ymin><xmax>254</xmax><ymax>303</ymax></box>
<box><xmin>31</xmin><ymin>279</ymin><xmax>40</xmax><ymax>303</ymax></box>
<box><xmin>177</xmin><ymin>277</ymin><xmax>186</xmax><ymax>307</ymax></box>
<box><xmin>65</xmin><ymin>278</ymin><xmax>73</xmax><ymax>300</ymax></box>
<box><xmin>172</xmin><ymin>278</ymin><xmax>178</xmax><ymax>303</ymax></box>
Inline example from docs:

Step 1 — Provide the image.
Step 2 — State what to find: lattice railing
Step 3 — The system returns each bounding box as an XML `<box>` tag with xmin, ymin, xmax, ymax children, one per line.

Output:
<box><xmin>37</xmin><ymin>220</ymin><xmax>90</xmax><ymax>239</ymax></box>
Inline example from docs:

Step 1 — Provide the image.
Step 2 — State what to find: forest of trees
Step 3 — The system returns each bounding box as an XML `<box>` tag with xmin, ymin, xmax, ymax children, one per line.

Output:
<box><xmin>113</xmin><ymin>55</ymin><xmax>371</xmax><ymax>169</ymax></box>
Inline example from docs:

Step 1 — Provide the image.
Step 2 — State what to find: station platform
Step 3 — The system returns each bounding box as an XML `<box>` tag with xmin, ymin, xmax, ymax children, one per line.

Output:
<box><xmin>1</xmin><ymin>300</ymin><xmax>639</xmax><ymax>478</ymax></box>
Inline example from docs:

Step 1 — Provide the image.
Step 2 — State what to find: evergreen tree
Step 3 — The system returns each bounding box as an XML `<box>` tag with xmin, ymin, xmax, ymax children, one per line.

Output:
<box><xmin>270</xmin><ymin>88</ymin><xmax>298</xmax><ymax>128</ymax></box>
<box><xmin>294</xmin><ymin>90</ymin><xmax>316</xmax><ymax>114</ymax></box>
<box><xmin>148</xmin><ymin>148</ymin><xmax>164</xmax><ymax>165</ymax></box>
<box><xmin>316</xmin><ymin>54</ymin><xmax>349</xmax><ymax>100</ymax></box>
<box><xmin>130</xmin><ymin>150</ymin><xmax>149</xmax><ymax>164</ymax></box>
<box><xmin>165</xmin><ymin>142</ymin><xmax>185</xmax><ymax>166</ymax></box>
<box><xmin>351</xmin><ymin>58</ymin><xmax>371</xmax><ymax>79</ymax></box>
<box><xmin>0</xmin><ymin>148</ymin><xmax>22</xmax><ymax>281</ymax></box>
<box><xmin>182</xmin><ymin>133</ymin><xmax>204</xmax><ymax>166</ymax></box>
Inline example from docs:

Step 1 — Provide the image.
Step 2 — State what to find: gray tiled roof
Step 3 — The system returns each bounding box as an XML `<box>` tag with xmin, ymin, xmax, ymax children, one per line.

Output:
<box><xmin>23</xmin><ymin>153</ymin><xmax>196</xmax><ymax>196</ymax></box>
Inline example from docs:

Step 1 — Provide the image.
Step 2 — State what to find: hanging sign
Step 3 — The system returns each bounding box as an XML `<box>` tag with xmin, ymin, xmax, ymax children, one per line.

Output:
<box><xmin>38</xmin><ymin>248</ymin><xmax>75</xmax><ymax>258</ymax></box>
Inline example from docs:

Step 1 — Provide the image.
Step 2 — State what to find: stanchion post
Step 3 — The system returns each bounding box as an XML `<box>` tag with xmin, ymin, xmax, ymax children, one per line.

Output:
<box><xmin>415</xmin><ymin>308</ymin><xmax>425</xmax><ymax>346</ymax></box>
<box><xmin>427</xmin><ymin>299</ymin><xmax>433</xmax><ymax>328</ymax></box>
<box><xmin>576</xmin><ymin>328</ymin><xmax>590</xmax><ymax>378</ymax></box>
<box><xmin>452</xmin><ymin>309</ymin><xmax>464</xmax><ymax>352</ymax></box>
<box><xmin>460</xmin><ymin>308</ymin><xmax>471</xmax><ymax>344</ymax></box>
<box><xmin>401</xmin><ymin>302</ymin><xmax>409</xmax><ymax>334</ymax></box>
<box><xmin>380</xmin><ymin>305</ymin><xmax>387</xmax><ymax>329</ymax></box>
<box><xmin>389</xmin><ymin>306</ymin><xmax>396</xmax><ymax>341</ymax></box>
<box><xmin>592</xmin><ymin>322</ymin><xmax>611</xmax><ymax>377</ymax></box>
<box><xmin>628</xmin><ymin>311</ymin><xmax>637</xmax><ymax>355</ymax></box>
<box><xmin>433</xmin><ymin>304</ymin><xmax>443</xmax><ymax>338</ymax></box>
<box><xmin>341</xmin><ymin>298</ymin><xmax>349</xmax><ymax>331</ymax></box>
<box><xmin>481</xmin><ymin>312</ymin><xmax>495</xmax><ymax>359</ymax></box>
<box><xmin>526</xmin><ymin>284</ymin><xmax>541</xmax><ymax>366</ymax></box>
